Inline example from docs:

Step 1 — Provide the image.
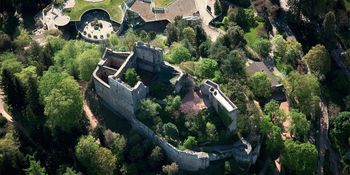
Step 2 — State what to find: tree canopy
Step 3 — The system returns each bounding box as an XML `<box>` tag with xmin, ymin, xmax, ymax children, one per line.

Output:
<box><xmin>303</xmin><ymin>44</ymin><xmax>331</xmax><ymax>78</ymax></box>
<box><xmin>44</xmin><ymin>76</ymin><xmax>83</xmax><ymax>133</ymax></box>
<box><xmin>281</xmin><ymin>140</ymin><xmax>317</xmax><ymax>174</ymax></box>
<box><xmin>249</xmin><ymin>72</ymin><xmax>272</xmax><ymax>98</ymax></box>
<box><xmin>284</xmin><ymin>71</ymin><xmax>320</xmax><ymax>116</ymax></box>
<box><xmin>75</xmin><ymin>135</ymin><xmax>117</xmax><ymax>175</ymax></box>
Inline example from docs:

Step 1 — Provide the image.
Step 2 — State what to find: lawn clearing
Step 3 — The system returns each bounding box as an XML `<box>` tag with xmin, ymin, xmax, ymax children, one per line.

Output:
<box><xmin>64</xmin><ymin>0</ymin><xmax>124</xmax><ymax>23</ymax></box>
<box><xmin>154</xmin><ymin>0</ymin><xmax>174</xmax><ymax>7</ymax></box>
<box><xmin>244</xmin><ymin>22</ymin><xmax>265</xmax><ymax>46</ymax></box>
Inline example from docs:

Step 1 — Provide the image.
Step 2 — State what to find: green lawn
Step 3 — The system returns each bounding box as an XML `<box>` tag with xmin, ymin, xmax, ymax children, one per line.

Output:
<box><xmin>64</xmin><ymin>0</ymin><xmax>124</xmax><ymax>23</ymax></box>
<box><xmin>244</xmin><ymin>22</ymin><xmax>264</xmax><ymax>46</ymax></box>
<box><xmin>154</xmin><ymin>0</ymin><xmax>174</xmax><ymax>7</ymax></box>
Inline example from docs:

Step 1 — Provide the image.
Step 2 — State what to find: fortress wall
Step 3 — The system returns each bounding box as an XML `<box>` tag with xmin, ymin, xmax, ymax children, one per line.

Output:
<box><xmin>108</xmin><ymin>77</ymin><xmax>148</xmax><ymax>115</ymax></box>
<box><xmin>134</xmin><ymin>42</ymin><xmax>163</xmax><ymax>72</ymax></box>
<box><xmin>130</xmin><ymin>117</ymin><xmax>210</xmax><ymax>171</ymax></box>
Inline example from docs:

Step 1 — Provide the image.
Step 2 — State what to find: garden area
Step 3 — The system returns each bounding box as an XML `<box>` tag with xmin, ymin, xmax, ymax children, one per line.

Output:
<box><xmin>136</xmin><ymin>92</ymin><xmax>238</xmax><ymax>152</ymax></box>
<box><xmin>154</xmin><ymin>0</ymin><xmax>174</xmax><ymax>7</ymax></box>
<box><xmin>64</xmin><ymin>0</ymin><xmax>124</xmax><ymax>23</ymax></box>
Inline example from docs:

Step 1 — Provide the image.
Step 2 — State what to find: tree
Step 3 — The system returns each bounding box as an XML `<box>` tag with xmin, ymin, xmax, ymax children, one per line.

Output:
<box><xmin>287</xmin><ymin>0</ymin><xmax>330</xmax><ymax>21</ymax></box>
<box><xmin>0</xmin><ymin>33</ymin><xmax>12</xmax><ymax>51</ymax></box>
<box><xmin>264</xmin><ymin>100</ymin><xmax>286</xmax><ymax>127</ymax></box>
<box><xmin>266</xmin><ymin>125</ymin><xmax>284</xmax><ymax>157</ymax></box>
<box><xmin>195</xmin><ymin>25</ymin><xmax>207</xmax><ymax>49</ymax></box>
<box><xmin>14</xmin><ymin>27</ymin><xmax>30</xmax><ymax>48</ymax></box>
<box><xmin>77</xmin><ymin>49</ymin><xmax>101</xmax><ymax>80</ymax></box>
<box><xmin>167</xmin><ymin>44</ymin><xmax>191</xmax><ymax>64</ymax></box>
<box><xmin>249</xmin><ymin>72</ymin><xmax>272</xmax><ymax>98</ymax></box>
<box><xmin>281</xmin><ymin>140</ymin><xmax>317</xmax><ymax>174</ymax></box>
<box><xmin>272</xmin><ymin>35</ymin><xmax>287</xmax><ymax>58</ymax></box>
<box><xmin>284</xmin><ymin>40</ymin><xmax>303</xmax><ymax>65</ymax></box>
<box><xmin>330</xmin><ymin>112</ymin><xmax>350</xmax><ymax>147</ymax></box>
<box><xmin>214</xmin><ymin>0</ymin><xmax>222</xmax><ymax>16</ymax></box>
<box><xmin>290</xmin><ymin>109</ymin><xmax>311</xmax><ymax>140</ymax></box>
<box><xmin>44</xmin><ymin>77</ymin><xmax>83</xmax><ymax>133</ymax></box>
<box><xmin>75</xmin><ymin>135</ymin><xmax>117</xmax><ymax>175</ymax></box>
<box><xmin>124</xmin><ymin>68</ymin><xmax>140</xmax><ymax>87</ymax></box>
<box><xmin>38</xmin><ymin>71</ymin><xmax>69</xmax><ymax>102</ymax></box>
<box><xmin>253</xmin><ymin>38</ymin><xmax>271</xmax><ymax>58</ymax></box>
<box><xmin>162</xmin><ymin>162</ymin><xmax>179</xmax><ymax>175</ymax></box>
<box><xmin>220</xmin><ymin>50</ymin><xmax>246</xmax><ymax>78</ymax></box>
<box><xmin>272</xmin><ymin>35</ymin><xmax>303</xmax><ymax>64</ymax></box>
<box><xmin>162</xmin><ymin>122</ymin><xmax>179</xmax><ymax>141</ymax></box>
<box><xmin>321</xmin><ymin>11</ymin><xmax>337</xmax><ymax>49</ymax></box>
<box><xmin>195</xmin><ymin>58</ymin><xmax>219</xmax><ymax>79</ymax></box>
<box><xmin>0</xmin><ymin>133</ymin><xmax>24</xmax><ymax>174</ymax></box>
<box><xmin>94</xmin><ymin>147</ymin><xmax>117</xmax><ymax>175</ymax></box>
<box><xmin>1</xmin><ymin>57</ymin><xmax>23</xmax><ymax>108</ymax></box>
<box><xmin>164</xmin><ymin>95</ymin><xmax>181</xmax><ymax>117</ymax></box>
<box><xmin>222</xmin><ymin>25</ymin><xmax>247</xmax><ymax>49</ymax></box>
<box><xmin>25</xmin><ymin>159</ymin><xmax>47</xmax><ymax>175</ymax></box>
<box><xmin>284</xmin><ymin>71</ymin><xmax>320</xmax><ymax>116</ymax></box>
<box><xmin>149</xmin><ymin>146</ymin><xmax>164</xmax><ymax>168</ymax></box>
<box><xmin>165</xmin><ymin>23</ymin><xmax>178</xmax><ymax>45</ymax></box>
<box><xmin>183</xmin><ymin>136</ymin><xmax>198</xmax><ymax>149</ymax></box>
<box><xmin>62</xmin><ymin>167</ymin><xmax>79</xmax><ymax>175</ymax></box>
<box><xmin>104</xmin><ymin>130</ymin><xmax>126</xmax><ymax>161</ymax></box>
<box><xmin>303</xmin><ymin>44</ymin><xmax>331</xmax><ymax>78</ymax></box>
<box><xmin>138</xmin><ymin>99</ymin><xmax>161</xmax><ymax>126</ymax></box>
<box><xmin>182</xmin><ymin>27</ymin><xmax>196</xmax><ymax>45</ymax></box>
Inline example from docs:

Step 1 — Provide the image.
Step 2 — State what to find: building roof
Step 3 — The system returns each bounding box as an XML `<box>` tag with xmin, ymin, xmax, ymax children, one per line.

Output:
<box><xmin>246</xmin><ymin>61</ymin><xmax>280</xmax><ymax>87</ymax></box>
<box><xmin>129</xmin><ymin>0</ymin><xmax>197</xmax><ymax>22</ymax></box>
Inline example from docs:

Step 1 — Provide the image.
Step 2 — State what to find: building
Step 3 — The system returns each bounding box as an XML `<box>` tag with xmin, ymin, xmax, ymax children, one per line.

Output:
<box><xmin>125</xmin><ymin>0</ymin><xmax>200</xmax><ymax>32</ymax></box>
<box><xmin>200</xmin><ymin>80</ymin><xmax>238</xmax><ymax>131</ymax></box>
<box><xmin>93</xmin><ymin>42</ymin><xmax>185</xmax><ymax>116</ymax></box>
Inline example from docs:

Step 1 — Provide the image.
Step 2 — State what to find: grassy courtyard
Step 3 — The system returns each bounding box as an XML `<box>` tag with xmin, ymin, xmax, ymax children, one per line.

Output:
<box><xmin>64</xmin><ymin>0</ymin><xmax>124</xmax><ymax>22</ymax></box>
<box><xmin>154</xmin><ymin>0</ymin><xmax>174</xmax><ymax>7</ymax></box>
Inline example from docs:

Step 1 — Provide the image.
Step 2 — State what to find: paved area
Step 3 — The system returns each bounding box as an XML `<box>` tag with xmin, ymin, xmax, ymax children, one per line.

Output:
<box><xmin>82</xmin><ymin>20</ymin><xmax>114</xmax><ymax>40</ymax></box>
<box><xmin>180</xmin><ymin>88</ymin><xmax>208</xmax><ymax>115</ymax></box>
<box><xmin>194</xmin><ymin>0</ymin><xmax>223</xmax><ymax>41</ymax></box>
<box><xmin>130</xmin><ymin>0</ymin><xmax>197</xmax><ymax>22</ymax></box>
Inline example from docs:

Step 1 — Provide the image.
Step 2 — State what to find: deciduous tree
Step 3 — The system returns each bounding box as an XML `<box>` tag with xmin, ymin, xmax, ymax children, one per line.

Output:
<box><xmin>281</xmin><ymin>140</ymin><xmax>317</xmax><ymax>174</ymax></box>
<box><xmin>77</xmin><ymin>49</ymin><xmax>101</xmax><ymax>80</ymax></box>
<box><xmin>303</xmin><ymin>44</ymin><xmax>331</xmax><ymax>78</ymax></box>
<box><xmin>290</xmin><ymin>109</ymin><xmax>311</xmax><ymax>140</ymax></box>
<box><xmin>249</xmin><ymin>72</ymin><xmax>272</xmax><ymax>98</ymax></box>
<box><xmin>44</xmin><ymin>77</ymin><xmax>83</xmax><ymax>133</ymax></box>
<box><xmin>284</xmin><ymin>71</ymin><xmax>320</xmax><ymax>116</ymax></box>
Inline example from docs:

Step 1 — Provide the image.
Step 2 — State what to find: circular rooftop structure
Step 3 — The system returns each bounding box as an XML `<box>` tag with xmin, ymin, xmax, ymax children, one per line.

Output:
<box><xmin>54</xmin><ymin>15</ymin><xmax>70</xmax><ymax>26</ymax></box>
<box><xmin>76</xmin><ymin>9</ymin><xmax>119</xmax><ymax>42</ymax></box>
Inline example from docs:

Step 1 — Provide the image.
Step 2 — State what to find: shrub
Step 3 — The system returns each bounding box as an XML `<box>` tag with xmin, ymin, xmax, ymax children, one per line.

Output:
<box><xmin>183</xmin><ymin>136</ymin><xmax>197</xmax><ymax>149</ymax></box>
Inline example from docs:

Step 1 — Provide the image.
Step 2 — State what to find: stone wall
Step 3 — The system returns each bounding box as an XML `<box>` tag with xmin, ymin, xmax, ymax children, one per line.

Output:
<box><xmin>129</xmin><ymin>116</ymin><xmax>210</xmax><ymax>171</ymax></box>
<box><xmin>134</xmin><ymin>42</ymin><xmax>163</xmax><ymax>72</ymax></box>
<box><xmin>201</xmin><ymin>80</ymin><xmax>238</xmax><ymax>131</ymax></box>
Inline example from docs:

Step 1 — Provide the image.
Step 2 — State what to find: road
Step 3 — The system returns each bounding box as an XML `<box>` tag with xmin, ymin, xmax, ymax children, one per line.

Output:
<box><xmin>194</xmin><ymin>0</ymin><xmax>223</xmax><ymax>41</ymax></box>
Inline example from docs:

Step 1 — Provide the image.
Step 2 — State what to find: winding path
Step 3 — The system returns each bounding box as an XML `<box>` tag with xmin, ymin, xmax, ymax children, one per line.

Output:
<box><xmin>79</xmin><ymin>81</ymin><xmax>99</xmax><ymax>129</ymax></box>
<box><xmin>194</xmin><ymin>0</ymin><xmax>223</xmax><ymax>41</ymax></box>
